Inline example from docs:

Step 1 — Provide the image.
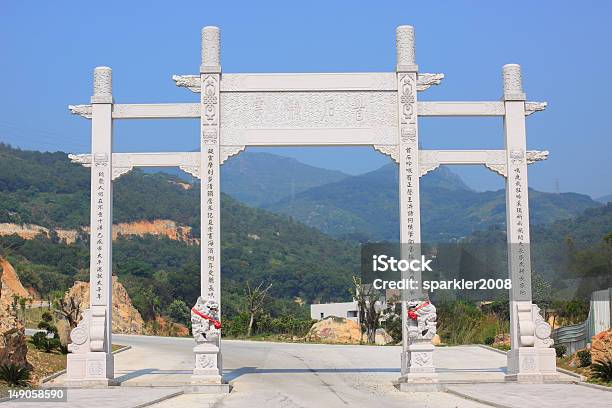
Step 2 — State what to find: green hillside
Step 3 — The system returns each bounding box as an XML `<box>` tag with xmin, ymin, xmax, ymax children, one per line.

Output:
<box><xmin>266</xmin><ymin>163</ymin><xmax>600</xmax><ymax>242</ymax></box>
<box><xmin>0</xmin><ymin>143</ymin><xmax>201</xmax><ymax>230</ymax></box>
<box><xmin>221</xmin><ymin>151</ymin><xmax>349</xmax><ymax>207</ymax></box>
<box><xmin>466</xmin><ymin>203</ymin><xmax>612</xmax><ymax>299</ymax></box>
<box><xmin>1</xmin><ymin>193</ymin><xmax>358</xmax><ymax>320</ymax></box>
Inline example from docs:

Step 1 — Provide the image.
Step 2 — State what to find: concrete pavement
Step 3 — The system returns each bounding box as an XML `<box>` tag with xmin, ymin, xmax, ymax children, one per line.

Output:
<box><xmin>3</xmin><ymin>335</ymin><xmax>610</xmax><ymax>408</ymax></box>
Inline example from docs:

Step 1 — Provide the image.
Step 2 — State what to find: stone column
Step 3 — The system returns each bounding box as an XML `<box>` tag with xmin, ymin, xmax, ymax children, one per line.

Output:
<box><xmin>396</xmin><ymin>26</ymin><xmax>437</xmax><ymax>389</ymax></box>
<box><xmin>191</xmin><ymin>26</ymin><xmax>223</xmax><ymax>384</ymax></box>
<box><xmin>503</xmin><ymin>64</ymin><xmax>557</xmax><ymax>381</ymax></box>
<box><xmin>66</xmin><ymin>67</ymin><xmax>114</xmax><ymax>385</ymax></box>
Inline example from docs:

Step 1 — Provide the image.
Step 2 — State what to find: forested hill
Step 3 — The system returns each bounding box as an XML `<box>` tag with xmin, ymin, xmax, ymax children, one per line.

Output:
<box><xmin>466</xmin><ymin>203</ymin><xmax>612</xmax><ymax>298</ymax></box>
<box><xmin>1</xmin><ymin>144</ymin><xmax>600</xmax><ymax>244</ymax></box>
<box><xmin>265</xmin><ymin>162</ymin><xmax>600</xmax><ymax>242</ymax></box>
<box><xmin>0</xmin><ymin>143</ymin><xmax>200</xmax><ymax>230</ymax></box>
<box><xmin>0</xmin><ymin>143</ymin><xmax>360</xmax><ymax>318</ymax></box>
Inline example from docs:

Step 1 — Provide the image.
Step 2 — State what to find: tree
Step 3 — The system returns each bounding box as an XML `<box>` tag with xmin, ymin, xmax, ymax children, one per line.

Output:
<box><xmin>166</xmin><ymin>299</ymin><xmax>190</xmax><ymax>326</ymax></box>
<box><xmin>351</xmin><ymin>276</ymin><xmax>382</xmax><ymax>344</ymax></box>
<box><xmin>56</xmin><ymin>294</ymin><xmax>82</xmax><ymax>331</ymax></box>
<box><xmin>245</xmin><ymin>281</ymin><xmax>272</xmax><ymax>337</ymax></box>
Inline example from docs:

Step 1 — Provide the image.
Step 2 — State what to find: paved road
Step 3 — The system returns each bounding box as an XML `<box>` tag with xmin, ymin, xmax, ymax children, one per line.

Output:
<box><xmin>6</xmin><ymin>335</ymin><xmax>610</xmax><ymax>408</ymax></box>
<box><xmin>116</xmin><ymin>335</ymin><xmax>490</xmax><ymax>408</ymax></box>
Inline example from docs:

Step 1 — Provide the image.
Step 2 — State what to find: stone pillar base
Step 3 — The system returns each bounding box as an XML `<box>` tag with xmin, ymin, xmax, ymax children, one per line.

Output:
<box><xmin>66</xmin><ymin>352</ymin><xmax>114</xmax><ymax>386</ymax></box>
<box><xmin>192</xmin><ymin>343</ymin><xmax>222</xmax><ymax>384</ymax></box>
<box><xmin>399</xmin><ymin>341</ymin><xmax>438</xmax><ymax>389</ymax></box>
<box><xmin>505</xmin><ymin>347</ymin><xmax>559</xmax><ymax>382</ymax></box>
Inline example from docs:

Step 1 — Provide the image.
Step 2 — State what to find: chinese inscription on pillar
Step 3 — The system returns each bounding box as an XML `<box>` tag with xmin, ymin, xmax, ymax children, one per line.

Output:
<box><xmin>92</xmin><ymin>153</ymin><xmax>109</xmax><ymax>305</ymax></box>
<box><xmin>201</xmin><ymin>74</ymin><xmax>220</xmax><ymax>302</ymax></box>
<box><xmin>398</xmin><ymin>72</ymin><xmax>421</xmax><ymax>299</ymax></box>
<box><xmin>507</xmin><ymin>149</ymin><xmax>532</xmax><ymax>301</ymax></box>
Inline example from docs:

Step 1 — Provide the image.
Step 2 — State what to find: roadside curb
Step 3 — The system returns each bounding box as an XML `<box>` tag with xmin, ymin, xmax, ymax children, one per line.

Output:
<box><xmin>445</xmin><ymin>387</ymin><xmax>513</xmax><ymax>408</ymax></box>
<box><xmin>478</xmin><ymin>344</ymin><xmax>507</xmax><ymax>355</ymax></box>
<box><xmin>133</xmin><ymin>390</ymin><xmax>184</xmax><ymax>408</ymax></box>
<box><xmin>574</xmin><ymin>381</ymin><xmax>612</xmax><ymax>392</ymax></box>
<box><xmin>477</xmin><ymin>344</ymin><xmax>586</xmax><ymax>381</ymax></box>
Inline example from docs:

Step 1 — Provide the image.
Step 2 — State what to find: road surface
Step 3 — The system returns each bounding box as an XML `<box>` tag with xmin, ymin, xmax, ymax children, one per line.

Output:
<box><xmin>5</xmin><ymin>335</ymin><xmax>610</xmax><ymax>408</ymax></box>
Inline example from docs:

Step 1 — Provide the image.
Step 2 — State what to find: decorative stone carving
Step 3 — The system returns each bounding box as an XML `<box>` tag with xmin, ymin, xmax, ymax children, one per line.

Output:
<box><xmin>533</xmin><ymin>305</ymin><xmax>554</xmax><ymax>348</ymax></box>
<box><xmin>68</xmin><ymin>309</ymin><xmax>91</xmax><ymax>354</ymax></box>
<box><xmin>509</xmin><ymin>149</ymin><xmax>525</xmax><ymax>165</ymax></box>
<box><xmin>201</xmin><ymin>26</ymin><xmax>221</xmax><ymax>72</ymax></box>
<box><xmin>526</xmin><ymin>150</ymin><xmax>549</xmax><ymax>164</ymax></box>
<box><xmin>416</xmin><ymin>73</ymin><xmax>444</xmax><ymax>91</ymax></box>
<box><xmin>419</xmin><ymin>163</ymin><xmax>440</xmax><ymax>177</ymax></box>
<box><xmin>191</xmin><ymin>296</ymin><xmax>221</xmax><ymax>344</ymax></box>
<box><xmin>179</xmin><ymin>165</ymin><xmax>200</xmax><ymax>179</ymax></box>
<box><xmin>69</xmin><ymin>105</ymin><xmax>93</xmax><ymax>119</ymax></box>
<box><xmin>516</xmin><ymin>303</ymin><xmax>554</xmax><ymax>348</ymax></box>
<box><xmin>172</xmin><ymin>75</ymin><xmax>200</xmax><ymax>92</ymax></box>
<box><xmin>89</xmin><ymin>306</ymin><xmax>107</xmax><ymax>352</ymax></box>
<box><xmin>68</xmin><ymin>153</ymin><xmax>92</xmax><ymax>167</ymax></box>
<box><xmin>406</xmin><ymin>300</ymin><xmax>437</xmax><ymax>341</ymax></box>
<box><xmin>525</xmin><ymin>102</ymin><xmax>547</xmax><ymax>116</ymax></box>
<box><xmin>485</xmin><ymin>164</ymin><xmax>507</xmax><ymax>178</ymax></box>
<box><xmin>373</xmin><ymin>145</ymin><xmax>399</xmax><ymax>163</ymax></box>
<box><xmin>93</xmin><ymin>67</ymin><xmax>112</xmax><ymax>97</ymax></box>
<box><xmin>220</xmin><ymin>91</ymin><xmax>397</xmax><ymax>130</ymax></box>
<box><xmin>220</xmin><ymin>146</ymin><xmax>246</xmax><ymax>164</ymax></box>
<box><xmin>503</xmin><ymin>64</ymin><xmax>522</xmax><ymax>93</ymax></box>
<box><xmin>202</xmin><ymin>76</ymin><xmax>219</xmax><ymax>125</ymax></box>
<box><xmin>111</xmin><ymin>167</ymin><xmax>133</xmax><ymax>180</ymax></box>
<box><xmin>399</xmin><ymin>75</ymin><xmax>417</xmax><ymax>124</ymax></box>
<box><xmin>396</xmin><ymin>25</ymin><xmax>416</xmax><ymax>71</ymax></box>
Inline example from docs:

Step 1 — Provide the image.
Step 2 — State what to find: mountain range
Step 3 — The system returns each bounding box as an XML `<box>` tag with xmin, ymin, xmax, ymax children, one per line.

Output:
<box><xmin>0</xmin><ymin>142</ymin><xmax>609</xmax><ymax>319</ymax></box>
<box><xmin>222</xmin><ymin>154</ymin><xmax>600</xmax><ymax>242</ymax></box>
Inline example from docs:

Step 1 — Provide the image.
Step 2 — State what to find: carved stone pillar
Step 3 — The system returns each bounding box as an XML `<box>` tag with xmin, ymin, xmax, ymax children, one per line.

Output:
<box><xmin>193</xmin><ymin>26</ymin><xmax>223</xmax><ymax>384</ymax></box>
<box><xmin>66</xmin><ymin>67</ymin><xmax>114</xmax><ymax>385</ymax></box>
<box><xmin>503</xmin><ymin>64</ymin><xmax>557</xmax><ymax>382</ymax></box>
<box><xmin>396</xmin><ymin>25</ymin><xmax>437</xmax><ymax>389</ymax></box>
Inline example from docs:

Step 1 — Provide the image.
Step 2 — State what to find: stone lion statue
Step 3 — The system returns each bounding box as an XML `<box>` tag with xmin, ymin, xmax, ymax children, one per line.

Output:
<box><xmin>406</xmin><ymin>300</ymin><xmax>437</xmax><ymax>340</ymax></box>
<box><xmin>191</xmin><ymin>297</ymin><xmax>221</xmax><ymax>344</ymax></box>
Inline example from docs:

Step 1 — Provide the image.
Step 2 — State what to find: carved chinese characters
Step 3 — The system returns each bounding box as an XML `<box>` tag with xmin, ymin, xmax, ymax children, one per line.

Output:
<box><xmin>201</xmin><ymin>74</ymin><xmax>221</xmax><ymax>305</ymax></box>
<box><xmin>92</xmin><ymin>154</ymin><xmax>110</xmax><ymax>305</ymax></box>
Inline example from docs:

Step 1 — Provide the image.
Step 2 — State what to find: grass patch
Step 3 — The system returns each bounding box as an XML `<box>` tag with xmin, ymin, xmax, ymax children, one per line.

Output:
<box><xmin>25</xmin><ymin>342</ymin><xmax>66</xmax><ymax>384</ymax></box>
<box><xmin>557</xmin><ymin>356</ymin><xmax>612</xmax><ymax>387</ymax></box>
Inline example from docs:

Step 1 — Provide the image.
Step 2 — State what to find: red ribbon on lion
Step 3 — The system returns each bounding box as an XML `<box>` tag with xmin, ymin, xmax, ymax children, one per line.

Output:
<box><xmin>191</xmin><ymin>307</ymin><xmax>222</xmax><ymax>329</ymax></box>
<box><xmin>407</xmin><ymin>301</ymin><xmax>430</xmax><ymax>321</ymax></box>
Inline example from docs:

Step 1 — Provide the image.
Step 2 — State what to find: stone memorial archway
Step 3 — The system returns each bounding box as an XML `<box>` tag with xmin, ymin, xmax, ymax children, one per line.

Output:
<box><xmin>66</xmin><ymin>25</ymin><xmax>556</xmax><ymax>388</ymax></box>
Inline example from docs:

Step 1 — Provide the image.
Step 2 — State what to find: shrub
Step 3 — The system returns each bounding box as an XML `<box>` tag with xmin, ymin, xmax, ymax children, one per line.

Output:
<box><xmin>37</xmin><ymin>321</ymin><xmax>58</xmax><ymax>338</ymax></box>
<box><xmin>577</xmin><ymin>350</ymin><xmax>591</xmax><ymax>367</ymax></box>
<box><xmin>30</xmin><ymin>332</ymin><xmax>60</xmax><ymax>353</ymax></box>
<box><xmin>484</xmin><ymin>336</ymin><xmax>495</xmax><ymax>345</ymax></box>
<box><xmin>591</xmin><ymin>358</ymin><xmax>612</xmax><ymax>382</ymax></box>
<box><xmin>30</xmin><ymin>331</ymin><xmax>47</xmax><ymax>349</ymax></box>
<box><xmin>0</xmin><ymin>364</ymin><xmax>31</xmax><ymax>387</ymax></box>
<box><xmin>41</xmin><ymin>311</ymin><xmax>53</xmax><ymax>322</ymax></box>
<box><xmin>166</xmin><ymin>299</ymin><xmax>191</xmax><ymax>326</ymax></box>
<box><xmin>554</xmin><ymin>345</ymin><xmax>567</xmax><ymax>358</ymax></box>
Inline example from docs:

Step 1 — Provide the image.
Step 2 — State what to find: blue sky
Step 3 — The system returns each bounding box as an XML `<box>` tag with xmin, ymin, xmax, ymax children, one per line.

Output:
<box><xmin>1</xmin><ymin>1</ymin><xmax>611</xmax><ymax>197</ymax></box>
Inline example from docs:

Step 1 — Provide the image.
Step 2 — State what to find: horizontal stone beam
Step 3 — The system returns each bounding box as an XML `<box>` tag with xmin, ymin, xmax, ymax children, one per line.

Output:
<box><xmin>418</xmin><ymin>101</ymin><xmax>547</xmax><ymax>116</ymax></box>
<box><xmin>372</xmin><ymin>148</ymin><xmax>549</xmax><ymax>178</ymax></box>
<box><xmin>68</xmin><ymin>104</ymin><xmax>200</xmax><ymax>119</ymax></box>
<box><xmin>173</xmin><ymin>72</ymin><xmax>444</xmax><ymax>92</ymax></box>
<box><xmin>69</xmin><ymin>100</ymin><xmax>546</xmax><ymax>121</ymax></box>
<box><xmin>68</xmin><ymin>149</ymin><xmax>245</xmax><ymax>180</ymax></box>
